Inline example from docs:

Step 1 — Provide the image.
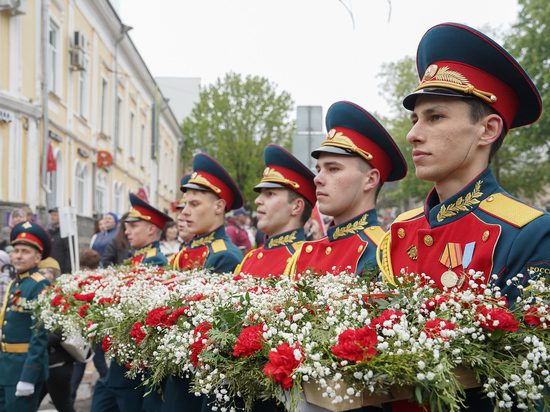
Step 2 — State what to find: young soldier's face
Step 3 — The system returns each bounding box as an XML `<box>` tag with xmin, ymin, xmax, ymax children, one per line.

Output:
<box><xmin>255</xmin><ymin>188</ymin><xmax>294</xmax><ymax>236</ymax></box>
<box><xmin>10</xmin><ymin>244</ymin><xmax>42</xmax><ymax>273</ymax></box>
<box><xmin>182</xmin><ymin>190</ymin><xmax>224</xmax><ymax>236</ymax></box>
<box><xmin>314</xmin><ymin>154</ymin><xmax>370</xmax><ymax>223</ymax></box>
<box><xmin>407</xmin><ymin>96</ymin><xmax>484</xmax><ymax>184</ymax></box>
<box><xmin>125</xmin><ymin>220</ymin><xmax>155</xmax><ymax>249</ymax></box>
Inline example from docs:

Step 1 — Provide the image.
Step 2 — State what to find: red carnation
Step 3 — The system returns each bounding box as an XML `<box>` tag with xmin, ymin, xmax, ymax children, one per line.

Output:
<box><xmin>51</xmin><ymin>294</ymin><xmax>64</xmax><ymax>307</ymax></box>
<box><xmin>423</xmin><ymin>318</ymin><xmax>456</xmax><ymax>340</ymax></box>
<box><xmin>130</xmin><ymin>322</ymin><xmax>147</xmax><ymax>345</ymax></box>
<box><xmin>331</xmin><ymin>326</ymin><xmax>378</xmax><ymax>363</ymax></box>
<box><xmin>524</xmin><ymin>306</ymin><xmax>549</xmax><ymax>328</ymax></box>
<box><xmin>263</xmin><ymin>342</ymin><xmax>303</xmax><ymax>390</ymax></box>
<box><xmin>371</xmin><ymin>309</ymin><xmax>404</xmax><ymax>329</ymax></box>
<box><xmin>102</xmin><ymin>335</ymin><xmax>113</xmax><ymax>351</ymax></box>
<box><xmin>74</xmin><ymin>292</ymin><xmax>95</xmax><ymax>302</ymax></box>
<box><xmin>165</xmin><ymin>307</ymin><xmax>189</xmax><ymax>326</ymax></box>
<box><xmin>145</xmin><ymin>306</ymin><xmax>170</xmax><ymax>327</ymax></box>
<box><xmin>476</xmin><ymin>306</ymin><xmax>519</xmax><ymax>332</ymax></box>
<box><xmin>98</xmin><ymin>297</ymin><xmax>113</xmax><ymax>305</ymax></box>
<box><xmin>421</xmin><ymin>295</ymin><xmax>450</xmax><ymax>313</ymax></box>
<box><xmin>189</xmin><ymin>322</ymin><xmax>212</xmax><ymax>367</ymax></box>
<box><xmin>233</xmin><ymin>324</ymin><xmax>264</xmax><ymax>358</ymax></box>
<box><xmin>186</xmin><ymin>293</ymin><xmax>206</xmax><ymax>302</ymax></box>
<box><xmin>78</xmin><ymin>304</ymin><xmax>90</xmax><ymax>318</ymax></box>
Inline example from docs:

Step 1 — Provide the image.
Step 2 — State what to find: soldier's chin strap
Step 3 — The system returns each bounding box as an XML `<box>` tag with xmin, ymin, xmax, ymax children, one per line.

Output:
<box><xmin>376</xmin><ymin>231</ymin><xmax>396</xmax><ymax>285</ymax></box>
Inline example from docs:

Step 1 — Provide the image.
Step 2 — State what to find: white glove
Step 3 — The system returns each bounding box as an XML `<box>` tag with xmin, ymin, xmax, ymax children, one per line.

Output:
<box><xmin>15</xmin><ymin>381</ymin><xmax>35</xmax><ymax>397</ymax></box>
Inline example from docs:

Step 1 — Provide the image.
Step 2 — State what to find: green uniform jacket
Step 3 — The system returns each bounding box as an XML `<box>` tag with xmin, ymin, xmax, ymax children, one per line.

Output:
<box><xmin>0</xmin><ymin>267</ymin><xmax>50</xmax><ymax>385</ymax></box>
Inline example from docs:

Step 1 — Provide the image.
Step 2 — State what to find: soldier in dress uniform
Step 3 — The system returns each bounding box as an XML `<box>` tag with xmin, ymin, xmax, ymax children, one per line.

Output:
<box><xmin>91</xmin><ymin>193</ymin><xmax>172</xmax><ymax>412</ymax></box>
<box><xmin>376</xmin><ymin>22</ymin><xmax>550</xmax><ymax>412</ymax></box>
<box><xmin>377</xmin><ymin>22</ymin><xmax>550</xmax><ymax>301</ymax></box>
<box><xmin>0</xmin><ymin>222</ymin><xmax>51</xmax><ymax>412</ymax></box>
<box><xmin>174</xmin><ymin>174</ymin><xmax>194</xmax><ymax>247</ymax></box>
<box><xmin>235</xmin><ymin>144</ymin><xmax>316</xmax><ymax>278</ymax></box>
<box><xmin>286</xmin><ymin>101</ymin><xmax>407</xmax><ymax>277</ymax></box>
<box><xmin>164</xmin><ymin>154</ymin><xmax>243</xmax><ymax>412</ymax></box>
<box><xmin>169</xmin><ymin>153</ymin><xmax>243</xmax><ymax>273</ymax></box>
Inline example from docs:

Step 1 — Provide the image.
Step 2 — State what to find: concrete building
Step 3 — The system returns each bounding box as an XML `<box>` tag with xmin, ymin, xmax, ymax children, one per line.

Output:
<box><xmin>0</xmin><ymin>0</ymin><xmax>183</xmax><ymax>241</ymax></box>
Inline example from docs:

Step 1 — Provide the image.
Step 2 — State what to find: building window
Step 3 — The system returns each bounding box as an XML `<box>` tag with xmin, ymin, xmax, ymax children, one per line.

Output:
<box><xmin>100</xmin><ymin>79</ymin><xmax>108</xmax><ymax>134</ymax></box>
<box><xmin>140</xmin><ymin>124</ymin><xmax>146</xmax><ymax>166</ymax></box>
<box><xmin>48</xmin><ymin>19</ymin><xmax>59</xmax><ymax>93</ymax></box>
<box><xmin>113</xmin><ymin>182</ymin><xmax>125</xmax><ymax>215</ymax></box>
<box><xmin>75</xmin><ymin>162</ymin><xmax>89</xmax><ymax>215</ymax></box>
<box><xmin>95</xmin><ymin>171</ymin><xmax>107</xmax><ymax>214</ymax></box>
<box><xmin>79</xmin><ymin>62</ymin><xmax>89</xmax><ymax>118</ymax></box>
<box><xmin>115</xmin><ymin>96</ymin><xmax>122</xmax><ymax>149</ymax></box>
<box><xmin>129</xmin><ymin>112</ymin><xmax>135</xmax><ymax>158</ymax></box>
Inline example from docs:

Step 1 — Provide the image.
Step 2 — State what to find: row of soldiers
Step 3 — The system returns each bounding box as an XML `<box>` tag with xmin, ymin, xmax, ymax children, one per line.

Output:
<box><xmin>1</xmin><ymin>22</ymin><xmax>549</xmax><ymax>412</ymax></box>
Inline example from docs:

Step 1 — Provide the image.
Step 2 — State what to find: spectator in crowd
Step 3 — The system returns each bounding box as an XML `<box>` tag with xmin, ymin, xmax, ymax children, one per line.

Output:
<box><xmin>100</xmin><ymin>213</ymin><xmax>132</xmax><ymax>267</ymax></box>
<box><xmin>11</xmin><ymin>208</ymin><xmax>30</xmax><ymax>227</ymax></box>
<box><xmin>37</xmin><ymin>257</ymin><xmax>75</xmax><ymax>412</ymax></box>
<box><xmin>304</xmin><ymin>217</ymin><xmax>322</xmax><ymax>241</ymax></box>
<box><xmin>70</xmin><ymin>248</ymin><xmax>108</xmax><ymax>406</ymax></box>
<box><xmin>90</xmin><ymin>213</ymin><xmax>118</xmax><ymax>258</ymax></box>
<box><xmin>226</xmin><ymin>207</ymin><xmax>252</xmax><ymax>252</ymax></box>
<box><xmin>0</xmin><ymin>250</ymin><xmax>13</xmax><ymax>301</ymax></box>
<box><xmin>160</xmin><ymin>221</ymin><xmax>181</xmax><ymax>259</ymax></box>
<box><xmin>47</xmin><ymin>208</ymin><xmax>72</xmax><ymax>274</ymax></box>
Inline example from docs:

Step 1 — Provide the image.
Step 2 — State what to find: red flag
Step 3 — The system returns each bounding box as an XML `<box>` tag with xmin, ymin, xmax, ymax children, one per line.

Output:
<box><xmin>312</xmin><ymin>202</ymin><xmax>327</xmax><ymax>236</ymax></box>
<box><xmin>47</xmin><ymin>143</ymin><xmax>57</xmax><ymax>172</ymax></box>
<box><xmin>135</xmin><ymin>187</ymin><xmax>149</xmax><ymax>203</ymax></box>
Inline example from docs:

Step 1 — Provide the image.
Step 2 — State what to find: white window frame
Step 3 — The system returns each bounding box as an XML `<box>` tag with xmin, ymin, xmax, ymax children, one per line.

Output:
<box><xmin>115</xmin><ymin>96</ymin><xmax>123</xmax><ymax>149</ymax></box>
<box><xmin>113</xmin><ymin>181</ymin><xmax>125</xmax><ymax>215</ymax></box>
<box><xmin>129</xmin><ymin>112</ymin><xmax>135</xmax><ymax>159</ymax></box>
<box><xmin>48</xmin><ymin>18</ymin><xmax>61</xmax><ymax>95</ymax></box>
<box><xmin>78</xmin><ymin>59</ymin><xmax>89</xmax><ymax>119</ymax></box>
<box><xmin>140</xmin><ymin>124</ymin><xmax>146</xmax><ymax>166</ymax></box>
<box><xmin>95</xmin><ymin>171</ymin><xmax>107</xmax><ymax>214</ymax></box>
<box><xmin>100</xmin><ymin>78</ymin><xmax>108</xmax><ymax>134</ymax></box>
<box><xmin>74</xmin><ymin>161</ymin><xmax>90</xmax><ymax>215</ymax></box>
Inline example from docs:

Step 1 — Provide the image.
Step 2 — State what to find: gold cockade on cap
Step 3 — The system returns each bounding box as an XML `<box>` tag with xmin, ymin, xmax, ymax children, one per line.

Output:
<box><xmin>417</xmin><ymin>64</ymin><xmax>497</xmax><ymax>104</ymax></box>
<box><xmin>261</xmin><ymin>167</ymin><xmax>300</xmax><ymax>189</ymax></box>
<box><xmin>127</xmin><ymin>208</ymin><xmax>151</xmax><ymax>221</ymax></box>
<box><xmin>322</xmin><ymin>129</ymin><xmax>373</xmax><ymax>161</ymax></box>
<box><xmin>189</xmin><ymin>173</ymin><xmax>222</xmax><ymax>194</ymax></box>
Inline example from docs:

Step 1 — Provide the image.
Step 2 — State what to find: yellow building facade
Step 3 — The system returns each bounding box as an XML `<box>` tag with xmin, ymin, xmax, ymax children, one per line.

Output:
<box><xmin>0</xmin><ymin>0</ymin><xmax>182</xmax><ymax>226</ymax></box>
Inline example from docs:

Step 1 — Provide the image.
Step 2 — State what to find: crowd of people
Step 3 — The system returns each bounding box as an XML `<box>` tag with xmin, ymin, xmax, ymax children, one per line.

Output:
<box><xmin>0</xmin><ymin>22</ymin><xmax>549</xmax><ymax>412</ymax></box>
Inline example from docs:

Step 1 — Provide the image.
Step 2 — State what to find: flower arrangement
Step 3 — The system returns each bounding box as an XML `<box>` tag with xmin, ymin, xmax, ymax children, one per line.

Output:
<box><xmin>34</xmin><ymin>266</ymin><xmax>549</xmax><ymax>412</ymax></box>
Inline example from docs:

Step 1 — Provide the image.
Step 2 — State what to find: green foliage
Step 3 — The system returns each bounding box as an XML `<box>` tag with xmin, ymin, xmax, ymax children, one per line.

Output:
<box><xmin>181</xmin><ymin>73</ymin><xmax>295</xmax><ymax>207</ymax></box>
<box><xmin>499</xmin><ymin>0</ymin><xmax>550</xmax><ymax>198</ymax></box>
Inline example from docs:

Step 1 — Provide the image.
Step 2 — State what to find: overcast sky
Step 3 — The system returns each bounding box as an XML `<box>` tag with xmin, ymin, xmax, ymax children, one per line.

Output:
<box><xmin>118</xmin><ymin>0</ymin><xmax>519</xmax><ymax>119</ymax></box>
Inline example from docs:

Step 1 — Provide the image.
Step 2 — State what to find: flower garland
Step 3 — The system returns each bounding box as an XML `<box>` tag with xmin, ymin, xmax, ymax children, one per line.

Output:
<box><xmin>33</xmin><ymin>266</ymin><xmax>549</xmax><ymax>412</ymax></box>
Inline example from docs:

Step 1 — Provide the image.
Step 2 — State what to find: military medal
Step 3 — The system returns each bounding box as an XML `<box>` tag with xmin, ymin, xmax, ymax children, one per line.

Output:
<box><xmin>439</xmin><ymin>242</ymin><xmax>463</xmax><ymax>288</ymax></box>
<box><xmin>457</xmin><ymin>242</ymin><xmax>476</xmax><ymax>288</ymax></box>
<box><xmin>441</xmin><ymin>269</ymin><xmax>459</xmax><ymax>288</ymax></box>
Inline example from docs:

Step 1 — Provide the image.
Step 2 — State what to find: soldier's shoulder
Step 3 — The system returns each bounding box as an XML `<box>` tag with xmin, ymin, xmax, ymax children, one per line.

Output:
<box><xmin>478</xmin><ymin>193</ymin><xmax>545</xmax><ymax>228</ymax></box>
<box><xmin>393</xmin><ymin>207</ymin><xmax>424</xmax><ymax>223</ymax></box>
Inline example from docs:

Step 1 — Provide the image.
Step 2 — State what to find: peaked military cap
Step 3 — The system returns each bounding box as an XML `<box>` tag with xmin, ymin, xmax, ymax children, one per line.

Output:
<box><xmin>125</xmin><ymin>193</ymin><xmax>173</xmax><ymax>229</ymax></box>
<box><xmin>255</xmin><ymin>144</ymin><xmax>317</xmax><ymax>206</ymax></box>
<box><xmin>10</xmin><ymin>221</ymin><xmax>52</xmax><ymax>258</ymax></box>
<box><xmin>403</xmin><ymin>22</ymin><xmax>542</xmax><ymax>130</ymax></box>
<box><xmin>312</xmin><ymin>101</ymin><xmax>407</xmax><ymax>183</ymax></box>
<box><xmin>182</xmin><ymin>153</ymin><xmax>243</xmax><ymax>211</ymax></box>
<box><xmin>176</xmin><ymin>174</ymin><xmax>192</xmax><ymax>209</ymax></box>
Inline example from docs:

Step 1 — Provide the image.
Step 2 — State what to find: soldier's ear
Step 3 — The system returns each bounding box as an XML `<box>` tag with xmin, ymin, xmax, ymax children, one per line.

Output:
<box><xmin>214</xmin><ymin>198</ymin><xmax>226</xmax><ymax>215</ymax></box>
<box><xmin>290</xmin><ymin>197</ymin><xmax>305</xmax><ymax>217</ymax></box>
<box><xmin>479</xmin><ymin>114</ymin><xmax>503</xmax><ymax>147</ymax></box>
<box><xmin>363</xmin><ymin>169</ymin><xmax>380</xmax><ymax>193</ymax></box>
